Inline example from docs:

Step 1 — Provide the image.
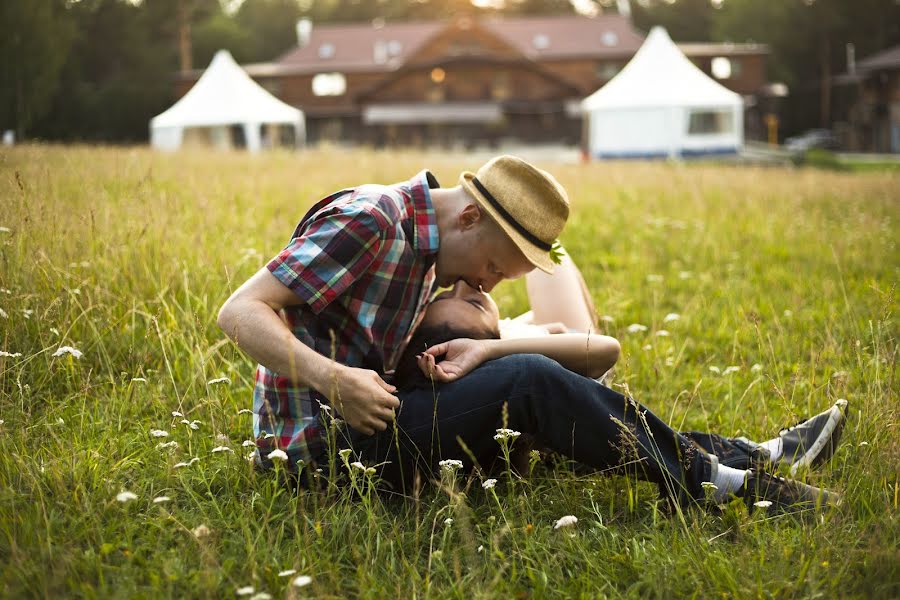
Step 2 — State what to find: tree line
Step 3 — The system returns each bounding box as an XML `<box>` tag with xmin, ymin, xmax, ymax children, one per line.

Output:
<box><xmin>2</xmin><ymin>0</ymin><xmax>898</xmax><ymax>143</ymax></box>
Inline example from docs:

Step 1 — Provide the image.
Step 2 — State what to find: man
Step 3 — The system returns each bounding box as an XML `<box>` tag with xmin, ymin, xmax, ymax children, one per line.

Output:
<box><xmin>219</xmin><ymin>156</ymin><xmax>840</xmax><ymax>513</ymax></box>
<box><xmin>217</xmin><ymin>155</ymin><xmax>569</xmax><ymax>468</ymax></box>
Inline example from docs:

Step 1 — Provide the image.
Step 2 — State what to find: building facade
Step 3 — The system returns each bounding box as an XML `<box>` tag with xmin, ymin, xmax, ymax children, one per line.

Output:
<box><xmin>175</xmin><ymin>14</ymin><xmax>770</xmax><ymax>147</ymax></box>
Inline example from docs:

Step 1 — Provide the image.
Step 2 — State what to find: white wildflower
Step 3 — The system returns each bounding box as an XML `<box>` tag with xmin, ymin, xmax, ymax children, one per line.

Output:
<box><xmin>0</xmin><ymin>351</ymin><xmax>23</xmax><ymax>358</ymax></box>
<box><xmin>246</xmin><ymin>451</ymin><xmax>257</xmax><ymax>462</ymax></box>
<box><xmin>116</xmin><ymin>491</ymin><xmax>138</xmax><ymax>503</ymax></box>
<box><xmin>260</xmin><ymin>432</ymin><xmax>274</xmax><ymax>439</ymax></box>
<box><xmin>238</xmin><ymin>408</ymin><xmax>252</xmax><ymax>415</ymax></box>
<box><xmin>152</xmin><ymin>496</ymin><xmax>171</xmax><ymax>504</ymax></box>
<box><xmin>242</xmin><ymin>440</ymin><xmax>256</xmax><ymax>448</ymax></box>
<box><xmin>207</xmin><ymin>377</ymin><xmax>230</xmax><ymax>385</ymax></box>
<box><xmin>642</xmin><ymin>344</ymin><xmax>653</xmax><ymax>351</ymax></box>
<box><xmin>783</xmin><ymin>310</ymin><xmax>793</xmax><ymax>317</ymax></box>
<box><xmin>171</xmin><ymin>411</ymin><xmax>183</xmax><ymax>417</ymax></box>
<box><xmin>493</xmin><ymin>428</ymin><xmax>521</xmax><ymax>441</ymax></box>
<box><xmin>626</xmin><ymin>323</ymin><xmax>648</xmax><ymax>334</ymax></box>
<box><xmin>482</xmin><ymin>478</ymin><xmax>497</xmax><ymax>490</ymax></box>
<box><xmin>21</xmin><ymin>309</ymin><xmax>33</xmax><ymax>319</ymax></box>
<box><xmin>49</xmin><ymin>327</ymin><xmax>59</xmax><ymax>335</ymax></box>
<box><xmin>0</xmin><ymin>419</ymin><xmax>4</xmax><ymax>425</ymax></box>
<box><xmin>156</xmin><ymin>441</ymin><xmax>178</xmax><ymax>449</ymax></box>
<box><xmin>365</xmin><ymin>467</ymin><xmax>376</xmax><ymax>476</ymax></box>
<box><xmin>351</xmin><ymin>461</ymin><xmax>365</xmax><ymax>471</ymax></box>
<box><xmin>56</xmin><ymin>417</ymin><xmax>65</xmax><ymax>425</ymax></box>
<box><xmin>655</xmin><ymin>330</ymin><xmax>670</xmax><ymax>337</ymax></box>
<box><xmin>52</xmin><ymin>345</ymin><xmax>83</xmax><ymax>359</ymax></box>
<box><xmin>701</xmin><ymin>482</ymin><xmax>718</xmax><ymax>491</ymax></box>
<box><xmin>751</xmin><ymin>364</ymin><xmax>763</xmax><ymax>373</ymax></box>
<box><xmin>0</xmin><ymin>308</ymin><xmax>7</xmax><ymax>318</ymax></box>
<box><xmin>0</xmin><ymin>226</ymin><xmax>10</xmax><ymax>233</ymax></box>
<box><xmin>723</xmin><ymin>366</ymin><xmax>741</xmax><ymax>375</ymax></box>
<box><xmin>71</xmin><ymin>288</ymin><xmax>81</xmax><ymax>295</ymax></box>
<box><xmin>663</xmin><ymin>313</ymin><xmax>681</xmax><ymax>323</ymax></box>
<box><xmin>267</xmin><ymin>449</ymin><xmax>288</xmax><ymax>462</ymax></box>
<box><xmin>679</xmin><ymin>271</ymin><xmax>693</xmax><ymax>279</ymax></box>
<box><xmin>753</xmin><ymin>500</ymin><xmax>773</xmax><ymax>509</ymax></box>
<box><xmin>708</xmin><ymin>366</ymin><xmax>721</xmax><ymax>374</ymax></box>
<box><xmin>444</xmin><ymin>518</ymin><xmax>453</xmax><ymax>526</ymax></box>
<box><xmin>553</xmin><ymin>515</ymin><xmax>578</xmax><ymax>529</ymax></box>
<box><xmin>438</xmin><ymin>459</ymin><xmax>464</xmax><ymax>471</ymax></box>
<box><xmin>858</xmin><ymin>441</ymin><xmax>869</xmax><ymax>447</ymax></box>
<box><xmin>188</xmin><ymin>420</ymin><xmax>201</xmax><ymax>430</ymax></box>
<box><xmin>477</xmin><ymin>545</ymin><xmax>484</xmax><ymax>553</ymax></box>
<box><xmin>831</xmin><ymin>371</ymin><xmax>847</xmax><ymax>379</ymax></box>
<box><xmin>236</xmin><ymin>586</ymin><xmax>255</xmax><ymax>596</ymax></box>
<box><xmin>293</xmin><ymin>575</ymin><xmax>312</xmax><ymax>588</ymax></box>
<box><xmin>600</xmin><ymin>315</ymin><xmax>615</xmax><ymax>323</ymax></box>
<box><xmin>211</xmin><ymin>446</ymin><xmax>233</xmax><ymax>454</ymax></box>
<box><xmin>338</xmin><ymin>448</ymin><xmax>352</xmax><ymax>460</ymax></box>
<box><xmin>149</xmin><ymin>429</ymin><xmax>169</xmax><ymax>438</ymax></box>
<box><xmin>131</xmin><ymin>377</ymin><xmax>147</xmax><ymax>383</ymax></box>
<box><xmin>173</xmin><ymin>457</ymin><xmax>200</xmax><ymax>469</ymax></box>
<box><xmin>278</xmin><ymin>569</ymin><xmax>297</xmax><ymax>577</ymax></box>
<box><xmin>192</xmin><ymin>525</ymin><xmax>211</xmax><ymax>539</ymax></box>
<box><xmin>215</xmin><ymin>433</ymin><xmax>228</xmax><ymax>443</ymax></box>
<box><xmin>665</xmin><ymin>356</ymin><xmax>675</xmax><ymax>367</ymax></box>
<box><xmin>249</xmin><ymin>593</ymin><xmax>271</xmax><ymax>600</ymax></box>
<box><xmin>646</xmin><ymin>274</ymin><xmax>664</xmax><ymax>283</ymax></box>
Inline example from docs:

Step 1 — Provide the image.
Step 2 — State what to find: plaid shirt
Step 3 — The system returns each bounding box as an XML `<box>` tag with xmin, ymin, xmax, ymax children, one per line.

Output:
<box><xmin>252</xmin><ymin>170</ymin><xmax>440</xmax><ymax>468</ymax></box>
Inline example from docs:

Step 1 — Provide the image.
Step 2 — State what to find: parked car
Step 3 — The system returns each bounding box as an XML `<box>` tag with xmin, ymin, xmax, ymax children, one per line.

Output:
<box><xmin>784</xmin><ymin>129</ymin><xmax>841</xmax><ymax>152</ymax></box>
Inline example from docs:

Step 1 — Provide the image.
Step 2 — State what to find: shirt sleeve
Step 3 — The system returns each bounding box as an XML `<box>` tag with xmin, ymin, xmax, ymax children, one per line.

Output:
<box><xmin>267</xmin><ymin>204</ymin><xmax>386</xmax><ymax>314</ymax></box>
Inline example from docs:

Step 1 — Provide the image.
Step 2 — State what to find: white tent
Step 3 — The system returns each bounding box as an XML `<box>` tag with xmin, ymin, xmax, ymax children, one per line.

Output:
<box><xmin>581</xmin><ymin>27</ymin><xmax>743</xmax><ymax>159</ymax></box>
<box><xmin>150</xmin><ymin>50</ymin><xmax>305</xmax><ymax>152</ymax></box>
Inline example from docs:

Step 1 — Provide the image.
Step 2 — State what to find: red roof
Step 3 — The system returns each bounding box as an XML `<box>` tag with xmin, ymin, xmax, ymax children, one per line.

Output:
<box><xmin>483</xmin><ymin>14</ymin><xmax>645</xmax><ymax>60</ymax></box>
<box><xmin>274</xmin><ymin>14</ymin><xmax>644</xmax><ymax>74</ymax></box>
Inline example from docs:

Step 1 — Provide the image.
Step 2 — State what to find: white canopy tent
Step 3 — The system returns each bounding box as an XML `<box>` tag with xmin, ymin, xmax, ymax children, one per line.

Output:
<box><xmin>150</xmin><ymin>50</ymin><xmax>305</xmax><ymax>152</ymax></box>
<box><xmin>581</xmin><ymin>27</ymin><xmax>743</xmax><ymax>159</ymax></box>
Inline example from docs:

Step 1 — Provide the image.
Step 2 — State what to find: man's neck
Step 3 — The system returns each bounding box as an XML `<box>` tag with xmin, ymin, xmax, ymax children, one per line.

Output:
<box><xmin>431</xmin><ymin>186</ymin><xmax>469</xmax><ymax>239</ymax></box>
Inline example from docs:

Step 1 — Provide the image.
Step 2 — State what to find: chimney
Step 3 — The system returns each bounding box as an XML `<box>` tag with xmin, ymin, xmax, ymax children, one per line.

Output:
<box><xmin>296</xmin><ymin>18</ymin><xmax>312</xmax><ymax>48</ymax></box>
<box><xmin>846</xmin><ymin>42</ymin><xmax>856</xmax><ymax>76</ymax></box>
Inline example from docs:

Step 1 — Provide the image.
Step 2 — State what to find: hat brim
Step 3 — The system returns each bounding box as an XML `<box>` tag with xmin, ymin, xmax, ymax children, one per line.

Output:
<box><xmin>459</xmin><ymin>171</ymin><xmax>555</xmax><ymax>274</ymax></box>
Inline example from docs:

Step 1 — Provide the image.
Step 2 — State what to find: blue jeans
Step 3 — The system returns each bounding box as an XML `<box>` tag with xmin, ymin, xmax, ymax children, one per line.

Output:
<box><xmin>341</xmin><ymin>354</ymin><xmax>714</xmax><ymax>505</ymax></box>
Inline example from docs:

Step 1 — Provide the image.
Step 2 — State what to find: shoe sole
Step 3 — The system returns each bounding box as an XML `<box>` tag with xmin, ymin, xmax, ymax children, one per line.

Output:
<box><xmin>789</xmin><ymin>399</ymin><xmax>848</xmax><ymax>476</ymax></box>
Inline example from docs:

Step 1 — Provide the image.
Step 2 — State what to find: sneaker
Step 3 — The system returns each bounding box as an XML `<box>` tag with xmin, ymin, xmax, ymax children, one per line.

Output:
<box><xmin>780</xmin><ymin>399</ymin><xmax>848</xmax><ymax>475</ymax></box>
<box><xmin>738</xmin><ymin>469</ymin><xmax>841</xmax><ymax>513</ymax></box>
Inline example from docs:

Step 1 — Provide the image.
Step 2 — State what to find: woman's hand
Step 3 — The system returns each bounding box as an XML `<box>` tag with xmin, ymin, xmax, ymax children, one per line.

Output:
<box><xmin>417</xmin><ymin>338</ymin><xmax>492</xmax><ymax>383</ymax></box>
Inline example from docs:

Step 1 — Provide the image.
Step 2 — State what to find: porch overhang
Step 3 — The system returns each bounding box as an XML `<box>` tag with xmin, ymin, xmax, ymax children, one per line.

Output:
<box><xmin>362</xmin><ymin>102</ymin><xmax>503</xmax><ymax>125</ymax></box>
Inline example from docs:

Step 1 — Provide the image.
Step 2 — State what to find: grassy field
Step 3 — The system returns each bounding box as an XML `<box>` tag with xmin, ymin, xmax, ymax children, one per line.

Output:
<box><xmin>0</xmin><ymin>145</ymin><xmax>897</xmax><ymax>598</ymax></box>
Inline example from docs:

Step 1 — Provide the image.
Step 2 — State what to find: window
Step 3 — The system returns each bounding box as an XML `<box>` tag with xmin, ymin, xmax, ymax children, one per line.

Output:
<box><xmin>596</xmin><ymin>62</ymin><xmax>621</xmax><ymax>79</ymax></box>
<box><xmin>312</xmin><ymin>72</ymin><xmax>346</xmax><ymax>96</ymax></box>
<box><xmin>688</xmin><ymin>110</ymin><xmax>734</xmax><ymax>135</ymax></box>
<box><xmin>711</xmin><ymin>56</ymin><xmax>741</xmax><ymax>80</ymax></box>
<box><xmin>318</xmin><ymin>43</ymin><xmax>336</xmax><ymax>59</ymax></box>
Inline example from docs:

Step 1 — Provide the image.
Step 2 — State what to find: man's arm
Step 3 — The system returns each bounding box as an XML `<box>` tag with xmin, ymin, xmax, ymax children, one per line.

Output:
<box><xmin>218</xmin><ymin>267</ymin><xmax>400</xmax><ymax>435</ymax></box>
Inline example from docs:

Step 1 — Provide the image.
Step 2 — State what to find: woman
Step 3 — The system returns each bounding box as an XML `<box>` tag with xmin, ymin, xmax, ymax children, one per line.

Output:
<box><xmin>338</xmin><ymin>254</ymin><xmax>845</xmax><ymax>512</ymax></box>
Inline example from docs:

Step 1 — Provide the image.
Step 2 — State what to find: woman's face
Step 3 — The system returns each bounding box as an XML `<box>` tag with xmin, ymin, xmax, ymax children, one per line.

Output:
<box><xmin>421</xmin><ymin>280</ymin><xmax>501</xmax><ymax>334</ymax></box>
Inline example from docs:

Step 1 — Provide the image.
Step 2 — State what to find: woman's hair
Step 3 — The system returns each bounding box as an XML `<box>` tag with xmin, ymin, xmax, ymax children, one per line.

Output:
<box><xmin>393</xmin><ymin>321</ymin><xmax>500</xmax><ymax>390</ymax></box>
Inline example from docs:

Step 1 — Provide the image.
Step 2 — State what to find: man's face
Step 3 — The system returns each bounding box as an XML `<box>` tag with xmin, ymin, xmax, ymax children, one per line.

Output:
<box><xmin>421</xmin><ymin>280</ymin><xmax>501</xmax><ymax>335</ymax></box>
<box><xmin>436</xmin><ymin>207</ymin><xmax>534</xmax><ymax>292</ymax></box>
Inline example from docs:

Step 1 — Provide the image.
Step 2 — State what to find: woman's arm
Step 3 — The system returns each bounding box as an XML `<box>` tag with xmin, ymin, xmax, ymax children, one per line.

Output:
<box><xmin>418</xmin><ymin>333</ymin><xmax>620</xmax><ymax>383</ymax></box>
<box><xmin>485</xmin><ymin>334</ymin><xmax>619</xmax><ymax>379</ymax></box>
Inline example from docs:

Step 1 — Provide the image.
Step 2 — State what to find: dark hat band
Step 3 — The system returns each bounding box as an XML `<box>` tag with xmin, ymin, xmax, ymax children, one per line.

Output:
<box><xmin>471</xmin><ymin>176</ymin><xmax>552</xmax><ymax>252</ymax></box>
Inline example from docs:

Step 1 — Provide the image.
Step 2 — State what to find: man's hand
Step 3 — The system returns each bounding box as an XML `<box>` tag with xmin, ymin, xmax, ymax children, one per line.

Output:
<box><xmin>417</xmin><ymin>338</ymin><xmax>491</xmax><ymax>383</ymax></box>
<box><xmin>327</xmin><ymin>365</ymin><xmax>400</xmax><ymax>436</ymax></box>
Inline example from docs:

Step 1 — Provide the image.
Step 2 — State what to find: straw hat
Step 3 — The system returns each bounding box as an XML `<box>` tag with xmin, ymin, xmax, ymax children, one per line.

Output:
<box><xmin>459</xmin><ymin>155</ymin><xmax>569</xmax><ymax>273</ymax></box>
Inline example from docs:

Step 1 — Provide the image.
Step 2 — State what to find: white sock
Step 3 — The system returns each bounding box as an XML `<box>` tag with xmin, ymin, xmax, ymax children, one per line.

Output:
<box><xmin>712</xmin><ymin>464</ymin><xmax>749</xmax><ymax>502</ymax></box>
<box><xmin>759</xmin><ymin>437</ymin><xmax>783</xmax><ymax>463</ymax></box>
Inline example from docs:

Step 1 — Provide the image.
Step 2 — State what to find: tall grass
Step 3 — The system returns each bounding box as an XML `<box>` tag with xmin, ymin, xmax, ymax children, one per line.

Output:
<box><xmin>0</xmin><ymin>145</ymin><xmax>897</xmax><ymax>598</ymax></box>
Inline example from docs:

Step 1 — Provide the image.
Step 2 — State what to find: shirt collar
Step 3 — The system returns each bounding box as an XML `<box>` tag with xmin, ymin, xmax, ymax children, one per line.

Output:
<box><xmin>407</xmin><ymin>169</ymin><xmax>440</xmax><ymax>256</ymax></box>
